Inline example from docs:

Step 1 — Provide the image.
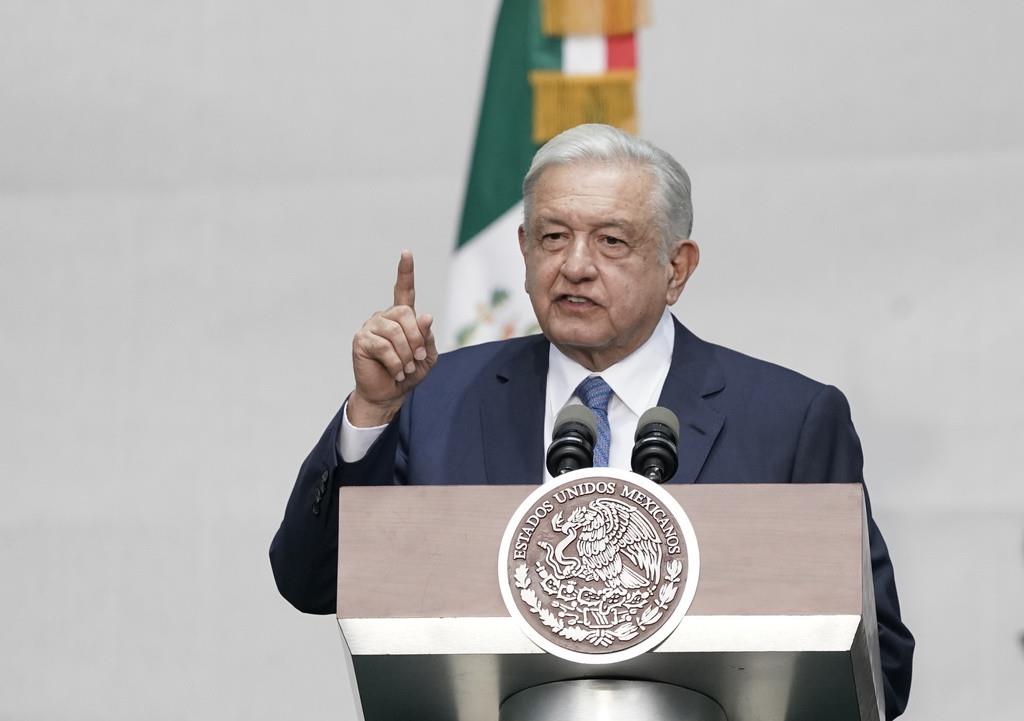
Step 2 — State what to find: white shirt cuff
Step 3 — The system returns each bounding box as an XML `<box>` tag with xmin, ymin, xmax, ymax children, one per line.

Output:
<box><xmin>337</xmin><ymin>399</ymin><xmax>389</xmax><ymax>462</ymax></box>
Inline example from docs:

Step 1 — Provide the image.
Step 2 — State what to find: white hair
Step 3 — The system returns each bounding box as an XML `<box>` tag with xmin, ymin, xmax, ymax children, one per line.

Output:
<box><xmin>522</xmin><ymin>124</ymin><xmax>693</xmax><ymax>262</ymax></box>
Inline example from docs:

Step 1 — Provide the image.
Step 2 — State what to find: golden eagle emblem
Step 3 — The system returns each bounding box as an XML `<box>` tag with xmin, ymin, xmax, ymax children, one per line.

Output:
<box><xmin>539</xmin><ymin>498</ymin><xmax>662</xmax><ymax>590</ymax></box>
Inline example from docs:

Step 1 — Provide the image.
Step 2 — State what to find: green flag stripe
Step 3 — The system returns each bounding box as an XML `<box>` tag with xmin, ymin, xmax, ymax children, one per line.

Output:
<box><xmin>456</xmin><ymin>0</ymin><xmax>561</xmax><ymax>248</ymax></box>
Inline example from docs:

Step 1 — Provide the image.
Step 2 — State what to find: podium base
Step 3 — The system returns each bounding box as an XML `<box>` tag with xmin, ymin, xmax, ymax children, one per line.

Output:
<box><xmin>499</xmin><ymin>679</ymin><xmax>726</xmax><ymax>721</ymax></box>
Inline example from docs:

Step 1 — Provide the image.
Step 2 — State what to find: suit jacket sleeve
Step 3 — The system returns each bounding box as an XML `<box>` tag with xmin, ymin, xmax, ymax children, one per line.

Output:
<box><xmin>791</xmin><ymin>385</ymin><xmax>915</xmax><ymax>720</ymax></box>
<box><xmin>268</xmin><ymin>402</ymin><xmax>404</xmax><ymax>614</ymax></box>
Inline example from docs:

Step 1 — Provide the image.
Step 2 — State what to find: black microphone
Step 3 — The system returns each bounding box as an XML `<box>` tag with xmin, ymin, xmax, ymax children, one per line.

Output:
<box><xmin>546</xmin><ymin>405</ymin><xmax>598</xmax><ymax>476</ymax></box>
<box><xmin>631</xmin><ymin>407</ymin><xmax>680</xmax><ymax>483</ymax></box>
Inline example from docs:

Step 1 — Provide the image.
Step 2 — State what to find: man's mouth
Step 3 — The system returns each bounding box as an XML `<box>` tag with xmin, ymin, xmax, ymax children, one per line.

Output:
<box><xmin>556</xmin><ymin>294</ymin><xmax>598</xmax><ymax>306</ymax></box>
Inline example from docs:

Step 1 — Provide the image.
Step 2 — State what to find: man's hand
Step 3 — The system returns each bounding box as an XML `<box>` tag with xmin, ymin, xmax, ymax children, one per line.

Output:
<box><xmin>347</xmin><ymin>251</ymin><xmax>438</xmax><ymax>427</ymax></box>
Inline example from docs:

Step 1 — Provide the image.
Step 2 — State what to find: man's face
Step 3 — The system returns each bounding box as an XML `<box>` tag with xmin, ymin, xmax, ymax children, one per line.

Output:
<box><xmin>519</xmin><ymin>162</ymin><xmax>698</xmax><ymax>371</ymax></box>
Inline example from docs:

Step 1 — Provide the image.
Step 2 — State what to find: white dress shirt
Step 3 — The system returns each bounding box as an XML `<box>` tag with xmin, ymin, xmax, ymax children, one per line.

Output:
<box><xmin>541</xmin><ymin>309</ymin><xmax>674</xmax><ymax>482</ymax></box>
<box><xmin>339</xmin><ymin>309</ymin><xmax>676</xmax><ymax>483</ymax></box>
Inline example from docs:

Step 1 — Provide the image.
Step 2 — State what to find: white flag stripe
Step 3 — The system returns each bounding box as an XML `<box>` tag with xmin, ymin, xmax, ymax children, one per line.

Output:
<box><xmin>443</xmin><ymin>203</ymin><xmax>537</xmax><ymax>350</ymax></box>
<box><xmin>561</xmin><ymin>35</ymin><xmax>607</xmax><ymax>75</ymax></box>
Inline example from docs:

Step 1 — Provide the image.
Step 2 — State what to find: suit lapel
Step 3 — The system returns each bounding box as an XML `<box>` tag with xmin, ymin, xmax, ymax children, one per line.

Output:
<box><xmin>477</xmin><ymin>321</ymin><xmax>723</xmax><ymax>485</ymax></box>
<box><xmin>658</xmin><ymin>318</ymin><xmax>726</xmax><ymax>484</ymax></box>
<box><xmin>480</xmin><ymin>336</ymin><xmax>549</xmax><ymax>485</ymax></box>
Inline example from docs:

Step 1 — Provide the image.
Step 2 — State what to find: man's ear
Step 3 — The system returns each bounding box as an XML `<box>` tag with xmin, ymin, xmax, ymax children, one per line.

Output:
<box><xmin>666</xmin><ymin>239</ymin><xmax>700</xmax><ymax>305</ymax></box>
<box><xmin>519</xmin><ymin>225</ymin><xmax>531</xmax><ymax>294</ymax></box>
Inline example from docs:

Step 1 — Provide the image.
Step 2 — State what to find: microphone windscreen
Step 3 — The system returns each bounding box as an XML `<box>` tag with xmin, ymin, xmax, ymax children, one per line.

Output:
<box><xmin>634</xmin><ymin>406</ymin><xmax>680</xmax><ymax>441</ymax></box>
<box><xmin>554</xmin><ymin>404</ymin><xmax>598</xmax><ymax>440</ymax></box>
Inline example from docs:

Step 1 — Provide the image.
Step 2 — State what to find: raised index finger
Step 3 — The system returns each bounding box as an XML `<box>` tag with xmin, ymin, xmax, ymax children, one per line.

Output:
<box><xmin>392</xmin><ymin>250</ymin><xmax>416</xmax><ymax>309</ymax></box>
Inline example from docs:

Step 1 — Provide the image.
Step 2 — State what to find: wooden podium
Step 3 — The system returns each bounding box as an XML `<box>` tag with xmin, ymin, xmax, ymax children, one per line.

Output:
<box><xmin>336</xmin><ymin>483</ymin><xmax>884</xmax><ymax>721</ymax></box>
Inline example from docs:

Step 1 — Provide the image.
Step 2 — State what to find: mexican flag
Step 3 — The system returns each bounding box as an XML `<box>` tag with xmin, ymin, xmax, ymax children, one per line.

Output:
<box><xmin>445</xmin><ymin>0</ymin><xmax>645</xmax><ymax>348</ymax></box>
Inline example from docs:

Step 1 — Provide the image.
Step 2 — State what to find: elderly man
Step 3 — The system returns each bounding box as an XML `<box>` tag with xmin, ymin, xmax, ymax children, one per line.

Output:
<box><xmin>270</xmin><ymin>124</ymin><xmax>914</xmax><ymax>718</ymax></box>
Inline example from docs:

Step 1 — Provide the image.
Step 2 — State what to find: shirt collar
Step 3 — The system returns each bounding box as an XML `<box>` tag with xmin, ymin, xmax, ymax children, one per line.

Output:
<box><xmin>547</xmin><ymin>309</ymin><xmax>676</xmax><ymax>416</ymax></box>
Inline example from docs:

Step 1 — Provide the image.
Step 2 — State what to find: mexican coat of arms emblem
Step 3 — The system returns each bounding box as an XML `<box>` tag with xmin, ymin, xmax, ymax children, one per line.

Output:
<box><xmin>498</xmin><ymin>468</ymin><xmax>700</xmax><ymax>664</ymax></box>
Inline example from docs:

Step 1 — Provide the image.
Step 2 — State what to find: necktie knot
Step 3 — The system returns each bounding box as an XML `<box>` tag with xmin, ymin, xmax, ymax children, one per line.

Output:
<box><xmin>575</xmin><ymin>375</ymin><xmax>613</xmax><ymax>413</ymax></box>
<box><xmin>574</xmin><ymin>376</ymin><xmax>613</xmax><ymax>466</ymax></box>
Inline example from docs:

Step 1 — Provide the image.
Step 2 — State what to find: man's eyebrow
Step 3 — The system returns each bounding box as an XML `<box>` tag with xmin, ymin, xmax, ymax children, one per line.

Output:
<box><xmin>533</xmin><ymin>216</ymin><xmax>636</xmax><ymax>231</ymax></box>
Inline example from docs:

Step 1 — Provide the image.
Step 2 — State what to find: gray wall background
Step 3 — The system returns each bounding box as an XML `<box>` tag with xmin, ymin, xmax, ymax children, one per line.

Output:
<box><xmin>1</xmin><ymin>1</ymin><xmax>1021</xmax><ymax>718</ymax></box>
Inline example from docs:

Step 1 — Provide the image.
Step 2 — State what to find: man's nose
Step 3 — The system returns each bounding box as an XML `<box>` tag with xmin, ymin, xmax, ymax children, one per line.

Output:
<box><xmin>560</xmin><ymin>236</ymin><xmax>598</xmax><ymax>282</ymax></box>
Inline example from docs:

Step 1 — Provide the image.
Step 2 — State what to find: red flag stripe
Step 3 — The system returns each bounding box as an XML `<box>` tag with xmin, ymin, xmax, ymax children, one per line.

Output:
<box><xmin>606</xmin><ymin>33</ymin><xmax>636</xmax><ymax>70</ymax></box>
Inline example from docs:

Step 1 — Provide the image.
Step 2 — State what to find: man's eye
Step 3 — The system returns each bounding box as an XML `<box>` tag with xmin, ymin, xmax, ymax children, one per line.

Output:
<box><xmin>597</xmin><ymin>235</ymin><xmax>630</xmax><ymax>257</ymax></box>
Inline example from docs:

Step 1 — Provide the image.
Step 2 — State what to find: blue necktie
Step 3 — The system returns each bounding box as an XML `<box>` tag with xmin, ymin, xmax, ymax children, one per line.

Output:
<box><xmin>575</xmin><ymin>375</ymin><xmax>613</xmax><ymax>467</ymax></box>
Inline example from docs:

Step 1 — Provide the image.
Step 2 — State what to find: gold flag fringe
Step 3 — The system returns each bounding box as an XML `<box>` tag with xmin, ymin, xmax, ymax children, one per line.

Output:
<box><xmin>529</xmin><ymin>70</ymin><xmax>636</xmax><ymax>143</ymax></box>
<box><xmin>541</xmin><ymin>0</ymin><xmax>648</xmax><ymax>36</ymax></box>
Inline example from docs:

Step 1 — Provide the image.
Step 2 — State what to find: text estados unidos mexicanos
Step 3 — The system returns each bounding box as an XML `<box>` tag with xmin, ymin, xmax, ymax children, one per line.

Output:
<box><xmin>511</xmin><ymin>481</ymin><xmax>682</xmax><ymax>559</ymax></box>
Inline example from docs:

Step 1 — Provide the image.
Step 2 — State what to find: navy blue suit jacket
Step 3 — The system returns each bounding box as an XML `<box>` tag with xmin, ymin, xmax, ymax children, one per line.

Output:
<box><xmin>270</xmin><ymin>318</ymin><xmax>914</xmax><ymax>718</ymax></box>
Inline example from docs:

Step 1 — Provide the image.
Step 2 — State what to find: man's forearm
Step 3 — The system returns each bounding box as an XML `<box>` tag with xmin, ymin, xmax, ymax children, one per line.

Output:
<box><xmin>270</xmin><ymin>405</ymin><xmax>401</xmax><ymax>613</ymax></box>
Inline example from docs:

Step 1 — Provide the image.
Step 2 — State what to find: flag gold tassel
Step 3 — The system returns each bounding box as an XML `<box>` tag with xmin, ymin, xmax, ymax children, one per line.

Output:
<box><xmin>529</xmin><ymin>70</ymin><xmax>636</xmax><ymax>143</ymax></box>
<box><xmin>541</xmin><ymin>0</ymin><xmax>648</xmax><ymax>36</ymax></box>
